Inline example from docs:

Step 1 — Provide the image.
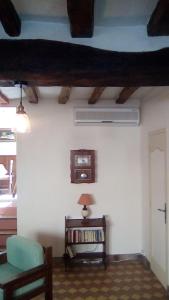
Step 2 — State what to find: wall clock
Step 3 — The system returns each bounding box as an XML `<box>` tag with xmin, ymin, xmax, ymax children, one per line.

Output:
<box><xmin>70</xmin><ymin>149</ymin><xmax>95</xmax><ymax>183</ymax></box>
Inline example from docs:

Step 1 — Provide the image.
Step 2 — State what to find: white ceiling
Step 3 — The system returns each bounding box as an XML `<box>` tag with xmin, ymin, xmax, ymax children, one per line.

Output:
<box><xmin>13</xmin><ymin>0</ymin><xmax>158</xmax><ymax>26</ymax></box>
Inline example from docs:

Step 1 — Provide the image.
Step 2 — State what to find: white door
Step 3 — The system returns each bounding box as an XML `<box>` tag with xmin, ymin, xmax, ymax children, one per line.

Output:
<box><xmin>149</xmin><ymin>129</ymin><xmax>168</xmax><ymax>288</ymax></box>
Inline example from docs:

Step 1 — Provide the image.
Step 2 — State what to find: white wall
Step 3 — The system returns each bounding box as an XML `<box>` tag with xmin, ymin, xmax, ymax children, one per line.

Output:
<box><xmin>5</xmin><ymin>15</ymin><xmax>169</xmax><ymax>258</ymax></box>
<box><xmin>141</xmin><ymin>90</ymin><xmax>169</xmax><ymax>283</ymax></box>
<box><xmin>17</xmin><ymin>98</ymin><xmax>142</xmax><ymax>256</ymax></box>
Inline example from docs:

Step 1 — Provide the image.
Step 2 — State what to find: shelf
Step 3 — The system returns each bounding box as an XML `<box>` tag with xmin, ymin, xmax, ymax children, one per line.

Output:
<box><xmin>64</xmin><ymin>252</ymin><xmax>106</xmax><ymax>268</ymax></box>
<box><xmin>67</xmin><ymin>241</ymin><xmax>105</xmax><ymax>245</ymax></box>
<box><xmin>66</xmin><ymin>217</ymin><xmax>105</xmax><ymax>228</ymax></box>
<box><xmin>72</xmin><ymin>252</ymin><xmax>105</xmax><ymax>259</ymax></box>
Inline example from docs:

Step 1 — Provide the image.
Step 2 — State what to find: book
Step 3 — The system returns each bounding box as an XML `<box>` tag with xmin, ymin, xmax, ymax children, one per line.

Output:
<box><xmin>66</xmin><ymin>246</ymin><xmax>75</xmax><ymax>258</ymax></box>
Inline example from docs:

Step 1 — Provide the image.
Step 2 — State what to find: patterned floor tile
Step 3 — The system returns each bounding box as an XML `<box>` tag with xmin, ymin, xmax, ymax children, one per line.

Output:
<box><xmin>33</xmin><ymin>260</ymin><xmax>168</xmax><ymax>300</ymax></box>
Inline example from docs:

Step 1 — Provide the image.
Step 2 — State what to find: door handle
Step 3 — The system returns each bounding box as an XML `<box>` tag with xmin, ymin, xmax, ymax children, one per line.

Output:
<box><xmin>157</xmin><ymin>203</ymin><xmax>167</xmax><ymax>224</ymax></box>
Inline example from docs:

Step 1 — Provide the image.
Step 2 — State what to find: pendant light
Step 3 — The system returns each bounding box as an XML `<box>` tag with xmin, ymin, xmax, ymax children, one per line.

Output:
<box><xmin>16</xmin><ymin>83</ymin><xmax>31</xmax><ymax>133</ymax></box>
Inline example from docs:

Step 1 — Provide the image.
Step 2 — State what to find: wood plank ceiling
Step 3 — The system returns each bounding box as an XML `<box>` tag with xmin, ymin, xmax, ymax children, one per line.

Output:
<box><xmin>58</xmin><ymin>87</ymin><xmax>72</xmax><ymax>104</ymax></box>
<box><xmin>1</xmin><ymin>40</ymin><xmax>169</xmax><ymax>86</ymax></box>
<box><xmin>23</xmin><ymin>86</ymin><xmax>38</xmax><ymax>104</ymax></box>
<box><xmin>0</xmin><ymin>86</ymin><xmax>142</xmax><ymax>106</ymax></box>
<box><xmin>0</xmin><ymin>0</ymin><xmax>168</xmax><ymax>38</ymax></box>
<box><xmin>0</xmin><ymin>1</ymin><xmax>168</xmax><ymax>106</ymax></box>
<box><xmin>0</xmin><ymin>39</ymin><xmax>169</xmax><ymax>106</ymax></box>
<box><xmin>147</xmin><ymin>0</ymin><xmax>169</xmax><ymax>36</ymax></box>
<box><xmin>0</xmin><ymin>0</ymin><xmax>21</xmax><ymax>36</ymax></box>
<box><xmin>116</xmin><ymin>87</ymin><xmax>139</xmax><ymax>104</ymax></box>
<box><xmin>67</xmin><ymin>0</ymin><xmax>94</xmax><ymax>37</ymax></box>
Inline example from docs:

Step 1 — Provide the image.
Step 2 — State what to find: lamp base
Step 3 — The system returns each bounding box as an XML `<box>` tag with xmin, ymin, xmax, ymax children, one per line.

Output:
<box><xmin>81</xmin><ymin>205</ymin><xmax>89</xmax><ymax>219</ymax></box>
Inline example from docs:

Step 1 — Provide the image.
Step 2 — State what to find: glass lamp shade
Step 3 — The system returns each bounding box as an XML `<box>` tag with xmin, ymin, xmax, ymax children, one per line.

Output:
<box><xmin>15</xmin><ymin>83</ymin><xmax>31</xmax><ymax>133</ymax></box>
<box><xmin>16</xmin><ymin>112</ymin><xmax>31</xmax><ymax>133</ymax></box>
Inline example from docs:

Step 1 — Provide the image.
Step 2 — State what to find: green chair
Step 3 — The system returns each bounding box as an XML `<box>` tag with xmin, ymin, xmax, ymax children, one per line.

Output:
<box><xmin>0</xmin><ymin>235</ymin><xmax>52</xmax><ymax>300</ymax></box>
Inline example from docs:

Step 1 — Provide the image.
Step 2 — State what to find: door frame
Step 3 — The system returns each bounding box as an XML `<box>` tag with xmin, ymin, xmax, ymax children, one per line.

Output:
<box><xmin>149</xmin><ymin>128</ymin><xmax>168</xmax><ymax>288</ymax></box>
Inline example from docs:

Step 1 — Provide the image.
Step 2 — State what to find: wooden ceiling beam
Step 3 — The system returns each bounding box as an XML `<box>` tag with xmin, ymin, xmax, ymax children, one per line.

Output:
<box><xmin>88</xmin><ymin>87</ymin><xmax>106</xmax><ymax>104</ymax></box>
<box><xmin>0</xmin><ymin>81</ymin><xmax>15</xmax><ymax>87</ymax></box>
<box><xmin>58</xmin><ymin>87</ymin><xmax>72</xmax><ymax>104</ymax></box>
<box><xmin>67</xmin><ymin>0</ymin><xmax>94</xmax><ymax>37</ymax></box>
<box><xmin>23</xmin><ymin>86</ymin><xmax>38</xmax><ymax>104</ymax></box>
<box><xmin>116</xmin><ymin>87</ymin><xmax>139</xmax><ymax>104</ymax></box>
<box><xmin>0</xmin><ymin>90</ymin><xmax>9</xmax><ymax>104</ymax></box>
<box><xmin>0</xmin><ymin>40</ymin><xmax>169</xmax><ymax>86</ymax></box>
<box><xmin>0</xmin><ymin>0</ymin><xmax>21</xmax><ymax>37</ymax></box>
<box><xmin>147</xmin><ymin>0</ymin><xmax>169</xmax><ymax>36</ymax></box>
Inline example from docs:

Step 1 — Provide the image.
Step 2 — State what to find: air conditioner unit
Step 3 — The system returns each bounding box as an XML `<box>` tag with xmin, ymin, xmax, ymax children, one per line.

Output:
<box><xmin>74</xmin><ymin>107</ymin><xmax>140</xmax><ymax>126</ymax></box>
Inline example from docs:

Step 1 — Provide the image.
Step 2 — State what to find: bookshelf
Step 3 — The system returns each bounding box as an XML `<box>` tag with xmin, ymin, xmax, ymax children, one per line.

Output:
<box><xmin>64</xmin><ymin>216</ymin><xmax>106</xmax><ymax>270</ymax></box>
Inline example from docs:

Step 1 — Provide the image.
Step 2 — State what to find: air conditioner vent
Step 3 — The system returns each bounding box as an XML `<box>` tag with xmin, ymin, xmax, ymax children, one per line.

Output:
<box><xmin>74</xmin><ymin>107</ymin><xmax>140</xmax><ymax>126</ymax></box>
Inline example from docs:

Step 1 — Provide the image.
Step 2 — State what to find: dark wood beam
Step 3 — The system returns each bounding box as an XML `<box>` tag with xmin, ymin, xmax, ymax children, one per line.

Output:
<box><xmin>67</xmin><ymin>0</ymin><xmax>94</xmax><ymax>37</ymax></box>
<box><xmin>0</xmin><ymin>0</ymin><xmax>21</xmax><ymax>37</ymax></box>
<box><xmin>0</xmin><ymin>81</ymin><xmax>15</xmax><ymax>87</ymax></box>
<box><xmin>116</xmin><ymin>87</ymin><xmax>139</xmax><ymax>104</ymax></box>
<box><xmin>0</xmin><ymin>90</ymin><xmax>9</xmax><ymax>104</ymax></box>
<box><xmin>147</xmin><ymin>0</ymin><xmax>169</xmax><ymax>36</ymax></box>
<box><xmin>1</xmin><ymin>40</ymin><xmax>169</xmax><ymax>86</ymax></box>
<box><xmin>23</xmin><ymin>86</ymin><xmax>38</xmax><ymax>104</ymax></box>
<box><xmin>58</xmin><ymin>87</ymin><xmax>72</xmax><ymax>104</ymax></box>
<box><xmin>88</xmin><ymin>87</ymin><xmax>105</xmax><ymax>104</ymax></box>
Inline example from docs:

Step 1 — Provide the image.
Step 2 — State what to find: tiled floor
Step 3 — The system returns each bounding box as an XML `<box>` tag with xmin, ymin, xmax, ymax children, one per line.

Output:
<box><xmin>33</xmin><ymin>260</ymin><xmax>168</xmax><ymax>300</ymax></box>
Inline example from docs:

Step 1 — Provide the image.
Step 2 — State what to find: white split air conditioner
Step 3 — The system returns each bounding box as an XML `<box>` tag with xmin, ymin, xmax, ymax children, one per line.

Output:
<box><xmin>74</xmin><ymin>107</ymin><xmax>140</xmax><ymax>126</ymax></box>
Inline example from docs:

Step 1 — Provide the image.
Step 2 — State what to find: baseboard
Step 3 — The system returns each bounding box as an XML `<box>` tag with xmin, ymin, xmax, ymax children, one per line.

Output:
<box><xmin>107</xmin><ymin>253</ymin><xmax>142</xmax><ymax>264</ymax></box>
<box><xmin>53</xmin><ymin>253</ymin><xmax>150</xmax><ymax>268</ymax></box>
<box><xmin>139</xmin><ymin>255</ymin><xmax>150</xmax><ymax>269</ymax></box>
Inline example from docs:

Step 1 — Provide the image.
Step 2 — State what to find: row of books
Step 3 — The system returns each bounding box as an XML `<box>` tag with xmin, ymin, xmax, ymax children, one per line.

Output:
<box><xmin>66</xmin><ymin>229</ymin><xmax>104</xmax><ymax>243</ymax></box>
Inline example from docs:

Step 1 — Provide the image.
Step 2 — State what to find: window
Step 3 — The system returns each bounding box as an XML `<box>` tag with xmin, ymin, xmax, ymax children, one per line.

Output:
<box><xmin>0</xmin><ymin>107</ymin><xmax>17</xmax><ymax>200</ymax></box>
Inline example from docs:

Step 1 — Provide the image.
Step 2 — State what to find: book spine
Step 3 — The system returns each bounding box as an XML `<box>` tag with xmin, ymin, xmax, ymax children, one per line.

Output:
<box><xmin>66</xmin><ymin>246</ymin><xmax>74</xmax><ymax>258</ymax></box>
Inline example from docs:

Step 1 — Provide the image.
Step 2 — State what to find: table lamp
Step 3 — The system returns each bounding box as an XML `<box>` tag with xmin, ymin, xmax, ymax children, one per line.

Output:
<box><xmin>78</xmin><ymin>194</ymin><xmax>93</xmax><ymax>218</ymax></box>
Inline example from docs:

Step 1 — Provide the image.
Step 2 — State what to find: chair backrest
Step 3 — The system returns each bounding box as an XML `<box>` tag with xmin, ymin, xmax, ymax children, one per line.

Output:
<box><xmin>7</xmin><ymin>235</ymin><xmax>44</xmax><ymax>271</ymax></box>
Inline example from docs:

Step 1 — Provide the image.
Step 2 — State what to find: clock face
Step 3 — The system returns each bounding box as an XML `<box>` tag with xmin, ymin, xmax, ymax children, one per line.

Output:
<box><xmin>75</xmin><ymin>155</ymin><xmax>91</xmax><ymax>167</ymax></box>
<box><xmin>78</xmin><ymin>157</ymin><xmax>88</xmax><ymax>164</ymax></box>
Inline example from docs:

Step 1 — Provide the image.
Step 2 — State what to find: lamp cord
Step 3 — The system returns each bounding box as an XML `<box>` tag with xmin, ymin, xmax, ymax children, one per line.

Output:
<box><xmin>17</xmin><ymin>82</ymin><xmax>25</xmax><ymax>114</ymax></box>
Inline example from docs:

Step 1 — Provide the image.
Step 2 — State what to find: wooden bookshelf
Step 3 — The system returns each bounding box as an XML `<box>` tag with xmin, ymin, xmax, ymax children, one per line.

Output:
<box><xmin>64</xmin><ymin>216</ymin><xmax>106</xmax><ymax>270</ymax></box>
